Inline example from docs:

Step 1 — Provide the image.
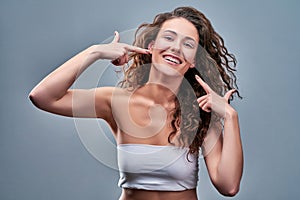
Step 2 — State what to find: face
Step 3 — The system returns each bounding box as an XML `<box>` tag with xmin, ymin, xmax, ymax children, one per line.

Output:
<box><xmin>149</xmin><ymin>17</ymin><xmax>199</xmax><ymax>76</ymax></box>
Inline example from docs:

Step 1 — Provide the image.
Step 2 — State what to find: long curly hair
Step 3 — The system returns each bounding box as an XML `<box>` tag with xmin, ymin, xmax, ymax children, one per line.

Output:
<box><xmin>119</xmin><ymin>6</ymin><xmax>241</xmax><ymax>156</ymax></box>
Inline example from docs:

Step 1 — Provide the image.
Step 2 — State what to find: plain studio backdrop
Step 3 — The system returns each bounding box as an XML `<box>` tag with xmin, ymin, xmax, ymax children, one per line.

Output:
<box><xmin>1</xmin><ymin>0</ymin><xmax>299</xmax><ymax>199</ymax></box>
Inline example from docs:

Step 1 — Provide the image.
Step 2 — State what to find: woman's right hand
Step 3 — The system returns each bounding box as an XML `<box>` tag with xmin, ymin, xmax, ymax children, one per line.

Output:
<box><xmin>92</xmin><ymin>31</ymin><xmax>150</xmax><ymax>66</ymax></box>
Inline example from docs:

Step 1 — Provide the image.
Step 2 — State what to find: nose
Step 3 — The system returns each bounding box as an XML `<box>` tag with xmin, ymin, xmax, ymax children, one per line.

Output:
<box><xmin>170</xmin><ymin>39</ymin><xmax>181</xmax><ymax>54</ymax></box>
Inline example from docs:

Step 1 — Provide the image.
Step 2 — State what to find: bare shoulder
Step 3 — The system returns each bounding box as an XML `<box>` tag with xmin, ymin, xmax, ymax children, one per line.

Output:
<box><xmin>94</xmin><ymin>86</ymin><xmax>129</xmax><ymax>133</ymax></box>
<box><xmin>94</xmin><ymin>86</ymin><xmax>124</xmax><ymax>114</ymax></box>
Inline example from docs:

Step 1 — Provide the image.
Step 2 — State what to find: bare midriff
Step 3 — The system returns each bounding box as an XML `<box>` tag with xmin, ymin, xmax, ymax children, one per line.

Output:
<box><xmin>119</xmin><ymin>188</ymin><xmax>198</xmax><ymax>200</ymax></box>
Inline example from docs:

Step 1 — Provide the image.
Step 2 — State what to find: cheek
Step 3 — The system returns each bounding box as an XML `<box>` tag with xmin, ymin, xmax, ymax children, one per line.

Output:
<box><xmin>183</xmin><ymin>49</ymin><xmax>197</xmax><ymax>63</ymax></box>
<box><xmin>153</xmin><ymin>38</ymin><xmax>170</xmax><ymax>51</ymax></box>
<box><xmin>151</xmin><ymin>39</ymin><xmax>169</xmax><ymax>63</ymax></box>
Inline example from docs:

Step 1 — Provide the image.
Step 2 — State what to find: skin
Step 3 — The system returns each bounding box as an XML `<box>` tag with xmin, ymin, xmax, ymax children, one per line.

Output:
<box><xmin>29</xmin><ymin>17</ymin><xmax>243</xmax><ymax>200</ymax></box>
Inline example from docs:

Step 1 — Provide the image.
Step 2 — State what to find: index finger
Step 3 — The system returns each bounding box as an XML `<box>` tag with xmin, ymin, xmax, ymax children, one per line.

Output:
<box><xmin>125</xmin><ymin>44</ymin><xmax>150</xmax><ymax>54</ymax></box>
<box><xmin>195</xmin><ymin>75</ymin><xmax>211</xmax><ymax>93</ymax></box>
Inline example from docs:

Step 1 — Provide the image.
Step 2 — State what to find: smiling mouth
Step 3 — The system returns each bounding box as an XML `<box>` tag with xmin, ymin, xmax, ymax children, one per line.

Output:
<box><xmin>163</xmin><ymin>55</ymin><xmax>182</xmax><ymax>65</ymax></box>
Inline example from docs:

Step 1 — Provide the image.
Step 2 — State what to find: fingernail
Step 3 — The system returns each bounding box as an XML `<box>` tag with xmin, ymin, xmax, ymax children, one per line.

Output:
<box><xmin>195</xmin><ymin>75</ymin><xmax>200</xmax><ymax>79</ymax></box>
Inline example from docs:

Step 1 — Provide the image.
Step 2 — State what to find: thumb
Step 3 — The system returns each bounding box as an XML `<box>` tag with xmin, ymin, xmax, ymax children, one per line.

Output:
<box><xmin>111</xmin><ymin>31</ymin><xmax>120</xmax><ymax>43</ymax></box>
<box><xmin>224</xmin><ymin>89</ymin><xmax>236</xmax><ymax>101</ymax></box>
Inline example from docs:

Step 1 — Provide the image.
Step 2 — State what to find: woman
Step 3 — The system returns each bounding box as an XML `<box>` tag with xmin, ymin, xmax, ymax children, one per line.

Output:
<box><xmin>29</xmin><ymin>6</ymin><xmax>243</xmax><ymax>200</ymax></box>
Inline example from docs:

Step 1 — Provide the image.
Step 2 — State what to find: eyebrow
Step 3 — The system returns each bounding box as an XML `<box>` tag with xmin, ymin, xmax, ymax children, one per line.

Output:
<box><xmin>163</xmin><ymin>30</ymin><xmax>197</xmax><ymax>42</ymax></box>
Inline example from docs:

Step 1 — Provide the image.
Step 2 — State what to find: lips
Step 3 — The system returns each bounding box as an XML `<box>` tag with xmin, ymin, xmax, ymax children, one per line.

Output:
<box><xmin>163</xmin><ymin>54</ymin><xmax>183</xmax><ymax>65</ymax></box>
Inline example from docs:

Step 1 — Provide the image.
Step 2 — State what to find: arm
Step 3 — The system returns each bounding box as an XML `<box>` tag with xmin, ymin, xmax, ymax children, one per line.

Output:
<box><xmin>29</xmin><ymin>32</ymin><xmax>149</xmax><ymax>128</ymax></box>
<box><xmin>196</xmin><ymin>75</ymin><xmax>243</xmax><ymax>196</ymax></box>
<box><xmin>203</xmin><ymin>106</ymin><xmax>243</xmax><ymax>196</ymax></box>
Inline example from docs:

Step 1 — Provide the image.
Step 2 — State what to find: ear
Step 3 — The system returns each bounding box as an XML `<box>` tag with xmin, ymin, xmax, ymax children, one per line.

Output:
<box><xmin>148</xmin><ymin>41</ymin><xmax>154</xmax><ymax>53</ymax></box>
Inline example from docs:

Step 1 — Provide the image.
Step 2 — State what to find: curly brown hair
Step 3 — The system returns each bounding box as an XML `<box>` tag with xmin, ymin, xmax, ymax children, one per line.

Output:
<box><xmin>119</xmin><ymin>6</ymin><xmax>241</xmax><ymax>156</ymax></box>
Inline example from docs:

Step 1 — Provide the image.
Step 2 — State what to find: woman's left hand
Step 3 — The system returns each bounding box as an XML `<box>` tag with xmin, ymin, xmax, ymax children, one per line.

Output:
<box><xmin>195</xmin><ymin>75</ymin><xmax>236</xmax><ymax>118</ymax></box>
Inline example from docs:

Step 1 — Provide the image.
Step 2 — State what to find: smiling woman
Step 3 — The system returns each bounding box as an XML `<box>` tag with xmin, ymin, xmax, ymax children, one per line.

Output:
<box><xmin>149</xmin><ymin>18</ymin><xmax>199</xmax><ymax>76</ymax></box>
<box><xmin>29</xmin><ymin>6</ymin><xmax>243</xmax><ymax>200</ymax></box>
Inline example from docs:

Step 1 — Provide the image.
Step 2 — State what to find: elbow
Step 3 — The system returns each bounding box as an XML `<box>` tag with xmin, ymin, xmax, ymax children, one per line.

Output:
<box><xmin>28</xmin><ymin>89</ymin><xmax>49</xmax><ymax>110</ymax></box>
<box><xmin>28</xmin><ymin>90</ymin><xmax>42</xmax><ymax>109</ymax></box>
<box><xmin>219</xmin><ymin>184</ymin><xmax>240</xmax><ymax>197</ymax></box>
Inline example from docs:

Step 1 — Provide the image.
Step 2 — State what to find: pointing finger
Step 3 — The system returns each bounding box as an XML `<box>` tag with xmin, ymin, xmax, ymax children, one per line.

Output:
<box><xmin>125</xmin><ymin>44</ymin><xmax>151</xmax><ymax>54</ymax></box>
<box><xmin>195</xmin><ymin>75</ymin><xmax>211</xmax><ymax>94</ymax></box>
<box><xmin>111</xmin><ymin>31</ymin><xmax>120</xmax><ymax>43</ymax></box>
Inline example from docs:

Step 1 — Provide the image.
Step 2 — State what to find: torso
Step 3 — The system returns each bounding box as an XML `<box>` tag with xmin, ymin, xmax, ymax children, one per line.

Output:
<box><xmin>107</xmin><ymin>86</ymin><xmax>198</xmax><ymax>200</ymax></box>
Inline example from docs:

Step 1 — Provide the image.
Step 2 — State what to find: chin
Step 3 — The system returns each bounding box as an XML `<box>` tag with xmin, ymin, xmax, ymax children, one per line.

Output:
<box><xmin>152</xmin><ymin>63</ymin><xmax>184</xmax><ymax>78</ymax></box>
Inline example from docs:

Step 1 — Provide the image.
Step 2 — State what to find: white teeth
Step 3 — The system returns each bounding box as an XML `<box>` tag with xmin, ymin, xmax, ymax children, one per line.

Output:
<box><xmin>164</xmin><ymin>55</ymin><xmax>180</xmax><ymax>64</ymax></box>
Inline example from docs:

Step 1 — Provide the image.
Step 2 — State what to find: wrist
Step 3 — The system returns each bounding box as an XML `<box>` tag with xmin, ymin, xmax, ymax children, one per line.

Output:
<box><xmin>88</xmin><ymin>45</ymin><xmax>103</xmax><ymax>61</ymax></box>
<box><xmin>224</xmin><ymin>104</ymin><xmax>238</xmax><ymax>120</ymax></box>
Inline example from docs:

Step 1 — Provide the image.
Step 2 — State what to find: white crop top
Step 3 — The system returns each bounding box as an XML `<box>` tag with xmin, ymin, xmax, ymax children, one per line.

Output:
<box><xmin>117</xmin><ymin>144</ymin><xmax>199</xmax><ymax>191</ymax></box>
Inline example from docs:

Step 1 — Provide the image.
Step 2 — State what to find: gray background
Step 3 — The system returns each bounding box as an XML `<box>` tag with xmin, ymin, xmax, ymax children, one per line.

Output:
<box><xmin>1</xmin><ymin>0</ymin><xmax>299</xmax><ymax>199</ymax></box>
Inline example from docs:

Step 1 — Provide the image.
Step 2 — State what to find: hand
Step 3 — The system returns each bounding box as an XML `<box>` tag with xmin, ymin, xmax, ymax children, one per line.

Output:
<box><xmin>195</xmin><ymin>75</ymin><xmax>236</xmax><ymax>118</ymax></box>
<box><xmin>94</xmin><ymin>31</ymin><xmax>150</xmax><ymax>66</ymax></box>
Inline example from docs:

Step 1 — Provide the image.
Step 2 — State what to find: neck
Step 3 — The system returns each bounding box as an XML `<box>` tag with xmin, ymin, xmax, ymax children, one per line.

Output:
<box><xmin>146</xmin><ymin>67</ymin><xmax>184</xmax><ymax>103</ymax></box>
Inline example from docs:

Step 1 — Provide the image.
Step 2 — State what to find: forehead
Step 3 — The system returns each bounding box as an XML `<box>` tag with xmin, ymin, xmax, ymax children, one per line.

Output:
<box><xmin>160</xmin><ymin>17</ymin><xmax>199</xmax><ymax>42</ymax></box>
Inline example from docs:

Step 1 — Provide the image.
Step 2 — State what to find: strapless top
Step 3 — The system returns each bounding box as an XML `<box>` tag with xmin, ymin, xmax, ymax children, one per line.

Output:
<box><xmin>117</xmin><ymin>144</ymin><xmax>199</xmax><ymax>191</ymax></box>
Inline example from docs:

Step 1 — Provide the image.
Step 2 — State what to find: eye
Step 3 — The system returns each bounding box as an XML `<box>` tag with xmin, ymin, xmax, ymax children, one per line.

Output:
<box><xmin>184</xmin><ymin>41</ymin><xmax>195</xmax><ymax>49</ymax></box>
<box><xmin>163</xmin><ymin>35</ymin><xmax>174</xmax><ymax>41</ymax></box>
